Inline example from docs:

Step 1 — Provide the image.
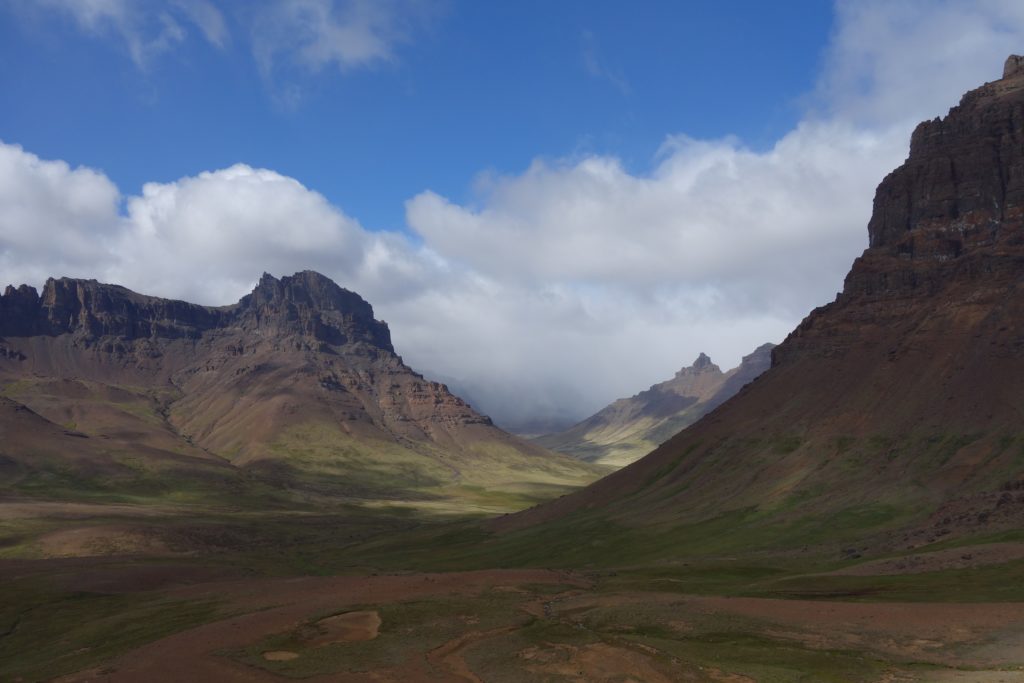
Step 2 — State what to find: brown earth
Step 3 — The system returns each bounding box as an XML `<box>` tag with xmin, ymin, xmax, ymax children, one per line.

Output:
<box><xmin>43</xmin><ymin>569</ymin><xmax>1024</xmax><ymax>682</ymax></box>
<box><xmin>55</xmin><ymin>569</ymin><xmax>586</xmax><ymax>683</ymax></box>
<box><xmin>310</xmin><ymin>610</ymin><xmax>382</xmax><ymax>645</ymax></box>
<box><xmin>36</xmin><ymin>525</ymin><xmax>175</xmax><ymax>558</ymax></box>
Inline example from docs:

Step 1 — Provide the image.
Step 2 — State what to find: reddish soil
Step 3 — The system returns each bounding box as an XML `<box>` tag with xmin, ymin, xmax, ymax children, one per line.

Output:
<box><xmin>48</xmin><ymin>568</ymin><xmax>1024</xmax><ymax>682</ymax></box>
<box><xmin>57</xmin><ymin>569</ymin><xmax>586</xmax><ymax>683</ymax></box>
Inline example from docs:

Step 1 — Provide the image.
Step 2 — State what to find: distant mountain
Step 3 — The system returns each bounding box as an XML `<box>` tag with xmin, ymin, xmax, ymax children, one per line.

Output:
<box><xmin>494</xmin><ymin>57</ymin><xmax>1024</xmax><ymax>552</ymax></box>
<box><xmin>534</xmin><ymin>344</ymin><xmax>774</xmax><ymax>467</ymax></box>
<box><xmin>0</xmin><ymin>271</ymin><xmax>600</xmax><ymax>510</ymax></box>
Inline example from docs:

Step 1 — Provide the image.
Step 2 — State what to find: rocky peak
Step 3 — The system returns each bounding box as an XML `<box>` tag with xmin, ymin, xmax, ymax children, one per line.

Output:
<box><xmin>1005</xmin><ymin>54</ymin><xmax>1024</xmax><ymax>79</ymax></box>
<box><xmin>676</xmin><ymin>352</ymin><xmax>720</xmax><ymax>378</ymax></box>
<box><xmin>236</xmin><ymin>271</ymin><xmax>393</xmax><ymax>351</ymax></box>
<box><xmin>0</xmin><ymin>272</ymin><xmax>395</xmax><ymax>353</ymax></box>
<box><xmin>867</xmin><ymin>56</ymin><xmax>1024</xmax><ymax>256</ymax></box>
<box><xmin>693</xmin><ymin>352</ymin><xmax>713</xmax><ymax>369</ymax></box>
<box><xmin>245</xmin><ymin>271</ymin><xmax>374</xmax><ymax>317</ymax></box>
<box><xmin>778</xmin><ymin>58</ymin><xmax>1024</xmax><ymax>366</ymax></box>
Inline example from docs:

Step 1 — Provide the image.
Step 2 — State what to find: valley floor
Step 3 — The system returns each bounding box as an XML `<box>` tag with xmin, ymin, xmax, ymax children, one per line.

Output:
<box><xmin>4</xmin><ymin>499</ymin><xmax>1024</xmax><ymax>682</ymax></box>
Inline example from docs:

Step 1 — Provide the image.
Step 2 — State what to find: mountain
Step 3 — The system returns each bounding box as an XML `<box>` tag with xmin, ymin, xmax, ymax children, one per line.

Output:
<box><xmin>0</xmin><ymin>271</ymin><xmax>600</xmax><ymax>510</ymax></box>
<box><xmin>491</xmin><ymin>57</ymin><xmax>1024</xmax><ymax>555</ymax></box>
<box><xmin>534</xmin><ymin>344</ymin><xmax>774</xmax><ymax>467</ymax></box>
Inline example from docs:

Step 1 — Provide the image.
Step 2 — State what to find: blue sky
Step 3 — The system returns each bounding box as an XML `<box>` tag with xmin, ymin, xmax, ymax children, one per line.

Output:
<box><xmin>2</xmin><ymin>1</ymin><xmax>1023</xmax><ymax>429</ymax></box>
<box><xmin>1</xmin><ymin>1</ymin><xmax>832</xmax><ymax>232</ymax></box>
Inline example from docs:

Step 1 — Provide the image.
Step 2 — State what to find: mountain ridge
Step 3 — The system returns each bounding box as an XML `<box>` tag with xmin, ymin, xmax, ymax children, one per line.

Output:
<box><xmin>0</xmin><ymin>271</ymin><xmax>601</xmax><ymax>511</ymax></box>
<box><xmin>490</xmin><ymin>57</ymin><xmax>1024</xmax><ymax>549</ymax></box>
<box><xmin>534</xmin><ymin>343</ymin><xmax>774</xmax><ymax>467</ymax></box>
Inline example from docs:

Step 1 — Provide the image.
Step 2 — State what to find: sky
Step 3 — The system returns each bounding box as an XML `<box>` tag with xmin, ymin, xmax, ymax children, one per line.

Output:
<box><xmin>2</xmin><ymin>0</ymin><xmax>1024</xmax><ymax>431</ymax></box>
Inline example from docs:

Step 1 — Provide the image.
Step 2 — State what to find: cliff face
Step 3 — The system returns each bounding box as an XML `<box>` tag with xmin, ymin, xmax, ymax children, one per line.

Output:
<box><xmin>236</xmin><ymin>271</ymin><xmax>393</xmax><ymax>350</ymax></box>
<box><xmin>1</xmin><ymin>279</ymin><xmax>222</xmax><ymax>339</ymax></box>
<box><xmin>0</xmin><ymin>271</ymin><xmax>598</xmax><ymax>504</ymax></box>
<box><xmin>535</xmin><ymin>344</ymin><xmax>774</xmax><ymax>468</ymax></box>
<box><xmin>0</xmin><ymin>270</ymin><xmax>392</xmax><ymax>349</ymax></box>
<box><xmin>497</xmin><ymin>58</ymin><xmax>1024</xmax><ymax>547</ymax></box>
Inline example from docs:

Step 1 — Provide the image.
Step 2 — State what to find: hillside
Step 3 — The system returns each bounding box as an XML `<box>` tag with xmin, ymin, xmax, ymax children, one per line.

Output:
<box><xmin>488</xmin><ymin>56</ymin><xmax>1024</xmax><ymax>557</ymax></box>
<box><xmin>535</xmin><ymin>344</ymin><xmax>774</xmax><ymax>467</ymax></box>
<box><xmin>0</xmin><ymin>271</ymin><xmax>601</xmax><ymax>512</ymax></box>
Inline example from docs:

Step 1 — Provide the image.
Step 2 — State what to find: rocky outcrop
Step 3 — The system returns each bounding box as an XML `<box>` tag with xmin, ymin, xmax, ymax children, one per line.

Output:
<box><xmin>859</xmin><ymin>63</ymin><xmax>1024</xmax><ymax>270</ymax></box>
<box><xmin>236</xmin><ymin>271</ymin><xmax>393</xmax><ymax>351</ymax></box>
<box><xmin>0</xmin><ymin>279</ymin><xmax>224</xmax><ymax>339</ymax></box>
<box><xmin>1004</xmin><ymin>54</ymin><xmax>1024</xmax><ymax>79</ymax></box>
<box><xmin>776</xmin><ymin>62</ymin><xmax>1024</xmax><ymax>366</ymax></box>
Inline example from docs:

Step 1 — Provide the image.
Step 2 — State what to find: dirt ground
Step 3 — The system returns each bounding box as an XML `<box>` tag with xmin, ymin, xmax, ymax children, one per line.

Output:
<box><xmin>56</xmin><ymin>569</ymin><xmax>588</xmax><ymax>682</ymax></box>
<box><xmin>44</xmin><ymin>567</ymin><xmax>1024</xmax><ymax>683</ymax></box>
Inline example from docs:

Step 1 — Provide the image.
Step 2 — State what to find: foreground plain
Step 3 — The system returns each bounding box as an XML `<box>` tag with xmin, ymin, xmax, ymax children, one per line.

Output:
<box><xmin>4</xmin><ymin>498</ymin><xmax>1024</xmax><ymax>682</ymax></box>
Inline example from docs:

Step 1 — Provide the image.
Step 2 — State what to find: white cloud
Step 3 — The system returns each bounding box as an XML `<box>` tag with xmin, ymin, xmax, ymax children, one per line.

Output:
<box><xmin>406</xmin><ymin>122</ymin><xmax>901</xmax><ymax>320</ymax></box>
<box><xmin>392</xmin><ymin>121</ymin><xmax>906</xmax><ymax>425</ymax></box>
<box><xmin>173</xmin><ymin>0</ymin><xmax>228</xmax><ymax>48</ymax></box>
<box><xmin>24</xmin><ymin>0</ymin><xmax>226</xmax><ymax>66</ymax></box>
<box><xmin>3</xmin><ymin>1</ymin><xmax>1024</xmax><ymax>429</ymax></box>
<box><xmin>110</xmin><ymin>165</ymin><xmax>375</xmax><ymax>303</ymax></box>
<box><xmin>7</xmin><ymin>0</ymin><xmax>437</xmax><ymax>103</ymax></box>
<box><xmin>816</xmin><ymin>0</ymin><xmax>1024</xmax><ymax>127</ymax></box>
<box><xmin>249</xmin><ymin>0</ymin><xmax>438</xmax><ymax>87</ymax></box>
<box><xmin>0</xmin><ymin>142</ymin><xmax>120</xmax><ymax>286</ymax></box>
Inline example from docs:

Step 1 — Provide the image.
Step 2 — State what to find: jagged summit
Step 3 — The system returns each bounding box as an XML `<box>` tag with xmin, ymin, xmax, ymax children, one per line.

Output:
<box><xmin>536</xmin><ymin>342</ymin><xmax>774</xmax><ymax>468</ymax></box>
<box><xmin>0</xmin><ymin>271</ymin><xmax>393</xmax><ymax>351</ymax></box>
<box><xmin>238</xmin><ymin>271</ymin><xmax>393</xmax><ymax>351</ymax></box>
<box><xmin>0</xmin><ymin>270</ymin><xmax>598</xmax><ymax>507</ymax></box>
<box><xmin>689</xmin><ymin>352</ymin><xmax>715</xmax><ymax>371</ymax></box>
<box><xmin>865</xmin><ymin>57</ymin><xmax>1024</xmax><ymax>255</ymax></box>
<box><xmin>774</xmin><ymin>55</ymin><xmax>1024</xmax><ymax>368</ymax></box>
<box><xmin>244</xmin><ymin>271</ymin><xmax>374</xmax><ymax>318</ymax></box>
<box><xmin>673</xmin><ymin>353</ymin><xmax>720</xmax><ymax>379</ymax></box>
<box><xmin>1004</xmin><ymin>54</ymin><xmax>1024</xmax><ymax>79</ymax></box>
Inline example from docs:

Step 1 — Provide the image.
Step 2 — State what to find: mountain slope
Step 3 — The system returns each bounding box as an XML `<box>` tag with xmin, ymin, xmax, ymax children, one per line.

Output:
<box><xmin>489</xmin><ymin>57</ymin><xmax>1024</xmax><ymax>555</ymax></box>
<box><xmin>0</xmin><ymin>271</ymin><xmax>601</xmax><ymax>510</ymax></box>
<box><xmin>535</xmin><ymin>345</ymin><xmax>774</xmax><ymax>467</ymax></box>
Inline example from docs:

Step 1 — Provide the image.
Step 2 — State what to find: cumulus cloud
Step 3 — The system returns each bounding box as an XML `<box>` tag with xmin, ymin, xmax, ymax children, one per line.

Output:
<box><xmin>0</xmin><ymin>142</ymin><xmax>120</xmax><ymax>286</ymax></box>
<box><xmin>113</xmin><ymin>165</ymin><xmax>372</xmax><ymax>303</ymax></box>
<box><xmin>3</xmin><ymin>1</ymin><xmax>1024</xmax><ymax>429</ymax></box>
<box><xmin>392</xmin><ymin>121</ymin><xmax>906</xmax><ymax>426</ymax></box>
<box><xmin>406</xmin><ymin>123</ymin><xmax>902</xmax><ymax>320</ymax></box>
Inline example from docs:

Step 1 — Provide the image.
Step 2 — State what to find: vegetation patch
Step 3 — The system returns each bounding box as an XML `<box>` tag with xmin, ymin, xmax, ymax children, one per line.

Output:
<box><xmin>0</xmin><ymin>580</ymin><xmax>222</xmax><ymax>681</ymax></box>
